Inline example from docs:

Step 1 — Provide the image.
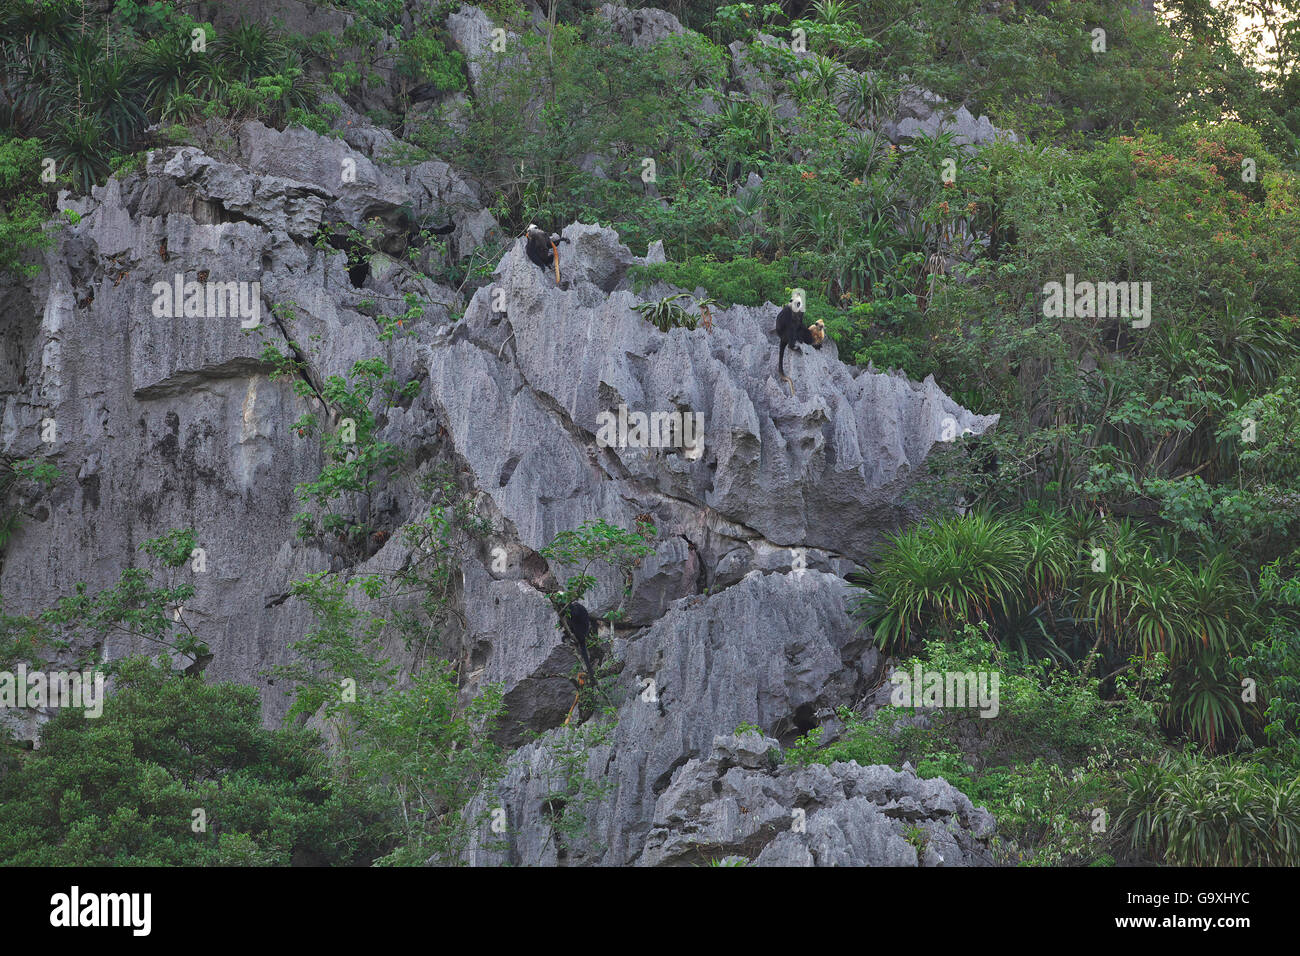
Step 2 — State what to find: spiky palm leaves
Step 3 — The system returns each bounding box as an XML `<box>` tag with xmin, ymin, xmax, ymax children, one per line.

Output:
<box><xmin>2</xmin><ymin>9</ymin><xmax>312</xmax><ymax>192</ymax></box>
<box><xmin>635</xmin><ymin>292</ymin><xmax>701</xmax><ymax>332</ymax></box>
<box><xmin>0</xmin><ymin>0</ymin><xmax>81</xmax><ymax>134</ymax></box>
<box><xmin>853</xmin><ymin>510</ymin><xmax>1260</xmax><ymax>747</ymax></box>
<box><xmin>854</xmin><ymin>510</ymin><xmax>1029</xmax><ymax>650</ymax></box>
<box><xmin>1114</xmin><ymin>754</ymin><xmax>1300</xmax><ymax>865</ymax></box>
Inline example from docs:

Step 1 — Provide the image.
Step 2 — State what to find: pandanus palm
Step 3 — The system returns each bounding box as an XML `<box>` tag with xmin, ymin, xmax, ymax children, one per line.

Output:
<box><xmin>138</xmin><ymin>28</ymin><xmax>225</xmax><ymax>115</ymax></box>
<box><xmin>48</xmin><ymin>114</ymin><xmax>112</xmax><ymax>193</ymax></box>
<box><xmin>853</xmin><ymin>512</ymin><xmax>1027</xmax><ymax>652</ymax></box>
<box><xmin>50</xmin><ymin>38</ymin><xmax>148</xmax><ymax>151</ymax></box>
<box><xmin>1210</xmin><ymin>294</ymin><xmax>1293</xmax><ymax>389</ymax></box>
<box><xmin>214</xmin><ymin>19</ymin><xmax>291</xmax><ymax>84</ymax></box>
<box><xmin>0</xmin><ymin>0</ymin><xmax>81</xmax><ymax>134</ymax></box>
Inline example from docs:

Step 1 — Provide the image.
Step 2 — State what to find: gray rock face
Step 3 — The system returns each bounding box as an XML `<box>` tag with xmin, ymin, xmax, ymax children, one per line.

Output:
<box><xmin>157</xmin><ymin>146</ymin><xmax>329</xmax><ymax>238</ymax></box>
<box><xmin>726</xmin><ymin>31</ymin><xmax>1014</xmax><ymax>153</ymax></box>
<box><xmin>197</xmin><ymin>0</ymin><xmax>353</xmax><ymax>39</ymax></box>
<box><xmin>447</xmin><ymin>4</ymin><xmax>528</xmax><ymax>101</ymax></box>
<box><xmin>641</xmin><ymin>733</ymin><xmax>995</xmax><ymax>866</ymax></box>
<box><xmin>0</xmin><ymin>124</ymin><xmax>495</xmax><ymax>726</ymax></box>
<box><xmin>3</xmin><ymin>101</ymin><xmax>998</xmax><ymax>861</ymax></box>
<box><xmin>462</xmin><ymin>569</ymin><xmax>883</xmax><ymax>866</ymax></box>
<box><xmin>449</xmin><ymin>223</ymin><xmax>996</xmax><ymax>566</ymax></box>
<box><xmin>881</xmin><ymin>85</ymin><xmax>1018</xmax><ymax>151</ymax></box>
<box><xmin>235</xmin><ymin>121</ymin><xmax>498</xmax><ymax>255</ymax></box>
<box><xmin>596</xmin><ymin>4</ymin><xmax>689</xmax><ymax>47</ymax></box>
<box><xmin>729</xmin><ymin>34</ymin><xmax>811</xmax><ymax>121</ymax></box>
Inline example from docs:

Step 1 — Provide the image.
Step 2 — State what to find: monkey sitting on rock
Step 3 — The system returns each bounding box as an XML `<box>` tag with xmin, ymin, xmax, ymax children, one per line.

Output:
<box><xmin>773</xmin><ymin>304</ymin><xmax>826</xmax><ymax>395</ymax></box>
<box><xmin>524</xmin><ymin>224</ymin><xmax>570</xmax><ymax>286</ymax></box>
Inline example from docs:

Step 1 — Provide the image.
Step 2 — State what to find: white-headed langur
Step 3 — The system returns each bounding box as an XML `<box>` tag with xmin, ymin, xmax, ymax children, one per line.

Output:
<box><xmin>774</xmin><ymin>305</ymin><xmax>826</xmax><ymax>395</ymax></box>
<box><xmin>525</xmin><ymin>224</ymin><xmax>570</xmax><ymax>285</ymax></box>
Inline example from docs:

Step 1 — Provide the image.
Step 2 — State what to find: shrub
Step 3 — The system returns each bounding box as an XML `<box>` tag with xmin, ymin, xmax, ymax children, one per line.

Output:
<box><xmin>1114</xmin><ymin>753</ymin><xmax>1300</xmax><ymax>866</ymax></box>
<box><xmin>0</xmin><ymin>656</ymin><xmax>386</xmax><ymax>866</ymax></box>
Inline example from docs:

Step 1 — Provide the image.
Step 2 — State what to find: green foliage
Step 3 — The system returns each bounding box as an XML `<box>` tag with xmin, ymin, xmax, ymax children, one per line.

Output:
<box><xmin>262</xmin><ymin>343</ymin><xmax>416</xmax><ymax>550</ymax></box>
<box><xmin>632</xmin><ymin>255</ymin><xmax>832</xmax><ymax>319</ymax></box>
<box><xmin>1</xmin><ymin>5</ymin><xmax>316</xmax><ymax>193</ymax></box>
<box><xmin>809</xmin><ymin>626</ymin><xmax>1165</xmax><ymax>864</ymax></box>
<box><xmin>273</xmin><ymin>572</ymin><xmax>393</xmax><ymax>724</ymax></box>
<box><xmin>409</xmin><ymin>14</ymin><xmax>727</xmax><ymax>252</ymax></box>
<box><xmin>0</xmin><ymin>454</ymin><xmax>59</xmax><ymax>548</ymax></box>
<box><xmin>853</xmin><ymin>509</ymin><xmax>1275</xmax><ymax>749</ymax></box>
<box><xmin>5</xmin><ymin>0</ymin><xmax>1300</xmax><ymax>870</ymax></box>
<box><xmin>1114</xmin><ymin>752</ymin><xmax>1300</xmax><ymax>866</ymax></box>
<box><xmin>394</xmin><ymin>25</ymin><xmax>466</xmax><ymax>98</ymax></box>
<box><xmin>350</xmin><ymin>662</ymin><xmax>505</xmax><ymax>865</ymax></box>
<box><xmin>39</xmin><ymin>529</ymin><xmax>208</xmax><ymax>662</ymax></box>
<box><xmin>266</xmin><ymin>456</ymin><xmax>505</xmax><ymax>864</ymax></box>
<box><xmin>0</xmin><ymin>655</ymin><xmax>386</xmax><ymax>865</ymax></box>
<box><xmin>784</xmin><ymin>727</ymin><xmax>824</xmax><ymax>766</ymax></box>
<box><xmin>0</xmin><ymin>135</ymin><xmax>55</xmax><ymax>276</ymax></box>
<box><xmin>634</xmin><ymin>292</ymin><xmax>702</xmax><ymax>332</ymax></box>
<box><xmin>532</xmin><ymin>720</ymin><xmax>615</xmax><ymax>863</ymax></box>
<box><xmin>902</xmin><ymin>823</ymin><xmax>928</xmax><ymax>853</ymax></box>
<box><xmin>1239</xmin><ymin>567</ymin><xmax>1300</xmax><ymax>763</ymax></box>
<box><xmin>539</xmin><ymin>517</ymin><xmax>657</xmax><ymax>620</ymax></box>
<box><xmin>538</xmin><ymin>518</ymin><xmax>655</xmax><ymax>720</ymax></box>
<box><xmin>856</xmin><ymin>511</ymin><xmax>1029</xmax><ymax>651</ymax></box>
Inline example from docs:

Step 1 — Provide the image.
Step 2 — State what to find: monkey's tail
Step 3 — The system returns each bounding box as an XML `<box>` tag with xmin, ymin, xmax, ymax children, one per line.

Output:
<box><xmin>778</xmin><ymin>341</ymin><xmax>788</xmax><ymax>378</ymax></box>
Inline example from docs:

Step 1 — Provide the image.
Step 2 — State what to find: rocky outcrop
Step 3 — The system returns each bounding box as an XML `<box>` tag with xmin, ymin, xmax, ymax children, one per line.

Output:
<box><xmin>2</xmin><ymin>0</ymin><xmax>1003</xmax><ymax>859</ymax></box>
<box><xmin>727</xmin><ymin>32</ymin><xmax>1015</xmax><ymax>151</ymax></box>
<box><xmin>729</xmin><ymin>34</ymin><xmax>809</xmax><ymax>121</ymax></box>
<box><xmin>462</xmin><ymin>569</ymin><xmax>881</xmax><ymax>865</ymax></box>
<box><xmin>642</xmin><ymin>733</ymin><xmax>996</xmax><ymax>866</ymax></box>
<box><xmin>880</xmin><ymin>84</ymin><xmax>1017</xmax><ymax>151</ymax></box>
<box><xmin>1</xmin><ymin>123</ymin><xmax>993</xmax><ymax>731</ymax></box>
<box><xmin>0</xmin><ymin>122</ymin><xmax>498</xmax><ymax>727</ymax></box>
<box><xmin>448</xmin><ymin>4</ymin><xmax>528</xmax><ymax>101</ymax></box>
<box><xmin>596</xmin><ymin>5</ymin><xmax>689</xmax><ymax>48</ymax></box>
<box><xmin>441</xmin><ymin>222</ymin><xmax>996</xmax><ymax>577</ymax></box>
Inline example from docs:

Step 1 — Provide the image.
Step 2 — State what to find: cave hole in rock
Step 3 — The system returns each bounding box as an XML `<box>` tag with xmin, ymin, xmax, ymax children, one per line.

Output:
<box><xmin>793</xmin><ymin>703</ymin><xmax>818</xmax><ymax>734</ymax></box>
<box><xmin>774</xmin><ymin>704</ymin><xmax>820</xmax><ymax>745</ymax></box>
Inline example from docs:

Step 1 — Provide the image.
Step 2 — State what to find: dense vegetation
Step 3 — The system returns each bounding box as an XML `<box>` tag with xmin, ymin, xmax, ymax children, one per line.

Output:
<box><xmin>3</xmin><ymin>0</ymin><xmax>1300</xmax><ymax>866</ymax></box>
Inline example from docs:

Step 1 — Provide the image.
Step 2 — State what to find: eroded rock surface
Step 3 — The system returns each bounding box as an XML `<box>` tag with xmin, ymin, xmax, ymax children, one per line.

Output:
<box><xmin>643</xmin><ymin>733</ymin><xmax>996</xmax><ymax>866</ymax></box>
<box><xmin>1</xmin><ymin>3</ymin><xmax>1003</xmax><ymax>864</ymax></box>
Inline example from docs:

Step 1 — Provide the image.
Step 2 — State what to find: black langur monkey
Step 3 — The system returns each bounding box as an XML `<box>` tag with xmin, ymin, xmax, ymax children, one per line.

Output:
<box><xmin>524</xmin><ymin>224</ymin><xmax>570</xmax><ymax>284</ymax></box>
<box><xmin>556</xmin><ymin>599</ymin><xmax>594</xmax><ymax>676</ymax></box>
<box><xmin>553</xmin><ymin>596</ymin><xmax>596</xmax><ymax>725</ymax></box>
<box><xmin>774</xmin><ymin>305</ymin><xmax>826</xmax><ymax>395</ymax></box>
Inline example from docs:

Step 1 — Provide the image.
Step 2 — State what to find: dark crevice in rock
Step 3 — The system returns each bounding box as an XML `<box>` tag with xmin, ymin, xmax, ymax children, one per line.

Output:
<box><xmin>651</xmin><ymin>752</ymin><xmax>693</xmax><ymax>796</ymax></box>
